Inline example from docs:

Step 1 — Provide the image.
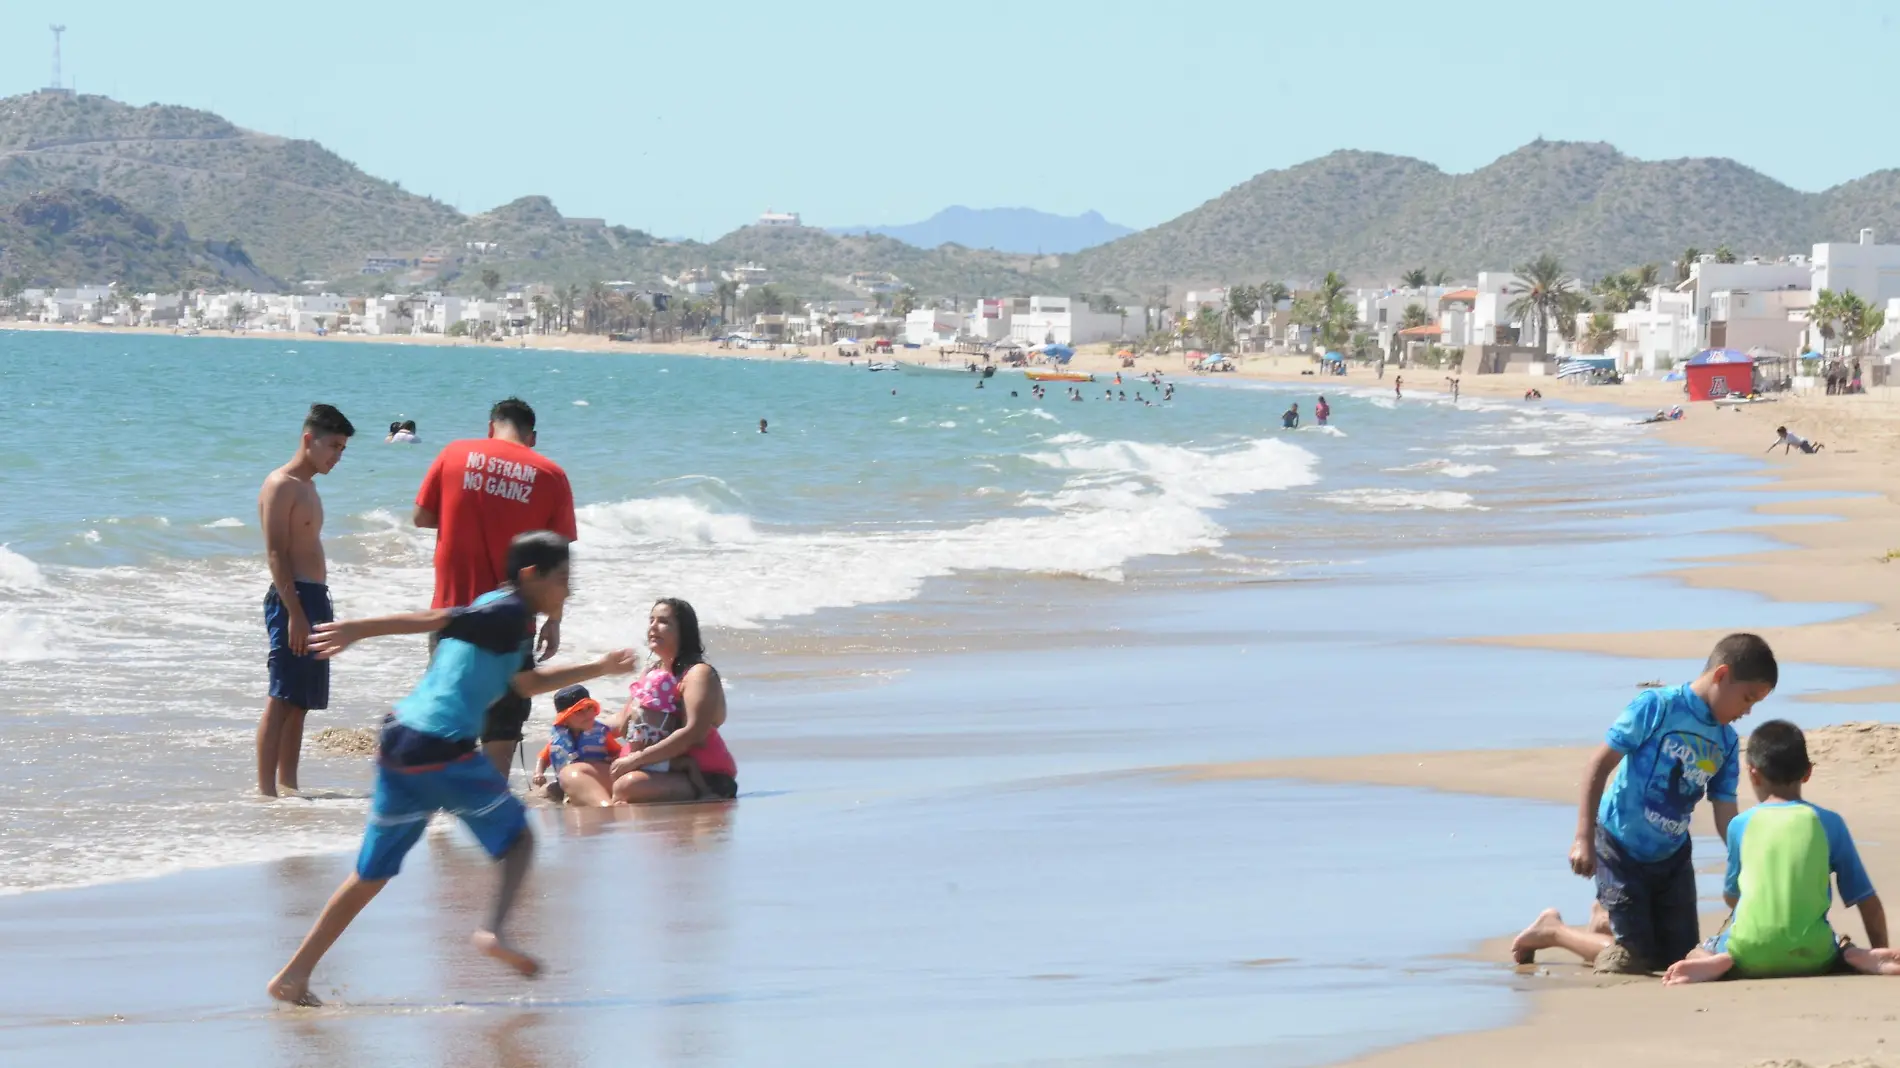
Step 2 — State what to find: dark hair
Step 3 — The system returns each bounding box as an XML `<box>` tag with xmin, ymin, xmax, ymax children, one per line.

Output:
<box><xmin>654</xmin><ymin>597</ymin><xmax>706</xmax><ymax>676</ymax></box>
<box><xmin>1776</xmin><ymin>426</ymin><xmax>1788</xmax><ymax>435</ymax></box>
<box><xmin>1707</xmin><ymin>632</ymin><xmax>1778</xmax><ymax>687</ymax></box>
<box><xmin>400</xmin><ymin>420</ymin><xmax>417</xmax><ymax>432</ymax></box>
<box><xmin>504</xmin><ymin>530</ymin><xmax>569</xmax><ymax>584</ymax></box>
<box><xmin>490</xmin><ymin>397</ymin><xmax>536</xmax><ymax>433</ymax></box>
<box><xmin>1746</xmin><ymin>719</ymin><xmax>1811</xmax><ymax>784</ymax></box>
<box><xmin>305</xmin><ymin>404</ymin><xmax>355</xmax><ymax>438</ymax></box>
<box><xmin>388</xmin><ymin>421</ymin><xmax>402</xmax><ymax>435</ymax></box>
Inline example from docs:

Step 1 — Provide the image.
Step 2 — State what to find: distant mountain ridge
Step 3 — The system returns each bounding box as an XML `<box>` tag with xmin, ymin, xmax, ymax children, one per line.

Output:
<box><xmin>830</xmin><ymin>206</ymin><xmax>1133</xmax><ymax>254</ymax></box>
<box><xmin>1059</xmin><ymin>141</ymin><xmax>1900</xmax><ymax>291</ymax></box>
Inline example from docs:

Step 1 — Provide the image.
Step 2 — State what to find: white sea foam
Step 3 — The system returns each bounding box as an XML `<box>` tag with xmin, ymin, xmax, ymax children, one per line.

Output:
<box><xmin>1043</xmin><ymin>432</ymin><xmax>1092</xmax><ymax>445</ymax></box>
<box><xmin>204</xmin><ymin>517</ymin><xmax>245</xmax><ymax>529</ymax></box>
<box><xmin>1512</xmin><ymin>443</ymin><xmax>1554</xmax><ymax>457</ymax></box>
<box><xmin>1321</xmin><ymin>489</ymin><xmax>1481</xmax><ymax>511</ymax></box>
<box><xmin>1387</xmin><ymin>459</ymin><xmax>1497</xmax><ymax>479</ymax></box>
<box><xmin>574</xmin><ymin>399</ymin><xmax>590</xmax><ymax>406</ymax></box>
<box><xmin>1298</xmin><ymin>425</ymin><xmax>1347</xmax><ymax>437</ymax></box>
<box><xmin>0</xmin><ymin>545</ymin><xmax>45</xmax><ymax>591</ymax></box>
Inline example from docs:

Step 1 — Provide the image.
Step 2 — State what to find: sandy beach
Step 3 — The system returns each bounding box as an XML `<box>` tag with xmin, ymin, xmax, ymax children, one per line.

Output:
<box><xmin>8</xmin><ymin>321</ymin><xmax>1900</xmax><ymax>1066</ymax></box>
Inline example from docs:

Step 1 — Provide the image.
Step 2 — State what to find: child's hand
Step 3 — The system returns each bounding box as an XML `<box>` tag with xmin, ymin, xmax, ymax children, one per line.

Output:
<box><xmin>531</xmin><ymin>772</ymin><xmax>547</xmax><ymax>789</ymax></box>
<box><xmin>307</xmin><ymin>620</ymin><xmax>358</xmax><ymax>660</ymax></box>
<box><xmin>600</xmin><ymin>648</ymin><xmax>638</xmax><ymax>675</ymax></box>
<box><xmin>1569</xmin><ymin>835</ymin><xmax>1596</xmax><ymax>877</ymax></box>
<box><xmin>610</xmin><ymin>750</ymin><xmax>643</xmax><ymax>777</ymax></box>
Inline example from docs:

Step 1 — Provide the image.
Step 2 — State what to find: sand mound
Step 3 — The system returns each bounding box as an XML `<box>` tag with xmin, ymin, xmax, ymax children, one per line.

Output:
<box><xmin>1798</xmin><ymin>722</ymin><xmax>1900</xmax><ymax>769</ymax></box>
<box><xmin>311</xmin><ymin>726</ymin><xmax>378</xmax><ymax>756</ymax></box>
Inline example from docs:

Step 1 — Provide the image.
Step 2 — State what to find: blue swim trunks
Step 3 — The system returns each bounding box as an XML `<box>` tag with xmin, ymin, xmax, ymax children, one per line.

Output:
<box><xmin>264</xmin><ymin>581</ymin><xmax>334</xmax><ymax>710</ymax></box>
<box><xmin>356</xmin><ymin>718</ymin><xmax>528</xmax><ymax>880</ymax></box>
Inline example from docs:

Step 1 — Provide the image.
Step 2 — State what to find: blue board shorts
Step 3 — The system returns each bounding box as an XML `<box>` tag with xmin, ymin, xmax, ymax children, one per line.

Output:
<box><xmin>356</xmin><ymin>718</ymin><xmax>529</xmax><ymax>881</ymax></box>
<box><xmin>265</xmin><ymin>581</ymin><xmax>334</xmax><ymax>710</ymax></box>
<box><xmin>1595</xmin><ymin>824</ymin><xmax>1699</xmax><ymax>970</ymax></box>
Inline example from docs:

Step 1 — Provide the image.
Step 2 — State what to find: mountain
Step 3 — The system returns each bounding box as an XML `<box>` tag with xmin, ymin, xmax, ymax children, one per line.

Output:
<box><xmin>831</xmin><ymin>207</ymin><xmax>1133</xmax><ymax>254</ymax></box>
<box><xmin>1061</xmin><ymin>141</ymin><xmax>1900</xmax><ymax>293</ymax></box>
<box><xmin>0</xmin><ymin>187</ymin><xmax>279</xmax><ymax>291</ymax></box>
<box><xmin>0</xmin><ymin>91</ymin><xmax>459</xmax><ymax>281</ymax></box>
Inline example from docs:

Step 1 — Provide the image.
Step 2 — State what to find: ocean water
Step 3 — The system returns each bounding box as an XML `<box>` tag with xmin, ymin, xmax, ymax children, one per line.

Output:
<box><xmin>2</xmin><ymin>330</ymin><xmax>1889</xmax><ymax>1065</ymax></box>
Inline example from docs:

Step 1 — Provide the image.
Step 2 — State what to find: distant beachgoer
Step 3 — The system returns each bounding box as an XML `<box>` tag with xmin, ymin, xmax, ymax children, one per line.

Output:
<box><xmin>256</xmin><ymin>403</ymin><xmax>355</xmax><ymax>797</ymax></box>
<box><xmin>1394</xmin><ymin>375</ymin><xmax>1403</xmax><ymax>399</ymax></box>
<box><xmin>386</xmin><ymin>421</ymin><xmax>403</xmax><ymax>442</ymax></box>
<box><xmin>758</xmin><ymin>419</ymin><xmax>768</xmax><ymax>434</ymax></box>
<box><xmin>1281</xmin><ymin>403</ymin><xmax>1300</xmax><ymax>429</ymax></box>
<box><xmin>389</xmin><ymin>420</ymin><xmax>419</xmax><ymax>444</ymax></box>
<box><xmin>532</xmin><ymin>684</ymin><xmax>624</xmax><ymax>807</ymax></box>
<box><xmin>1315</xmin><ymin>396</ymin><xmax>1330</xmax><ymax>425</ymax></box>
<box><xmin>1511</xmin><ymin>634</ymin><xmax>1775</xmax><ymax>974</ymax></box>
<box><xmin>1447</xmin><ymin>377</ymin><xmax>1461</xmax><ymax>402</ymax></box>
<box><xmin>976</xmin><ymin>380</ymin><xmax>985</xmax><ymax>389</ymax></box>
<box><xmin>606</xmin><ymin>599</ymin><xmax>738</xmax><ymax>803</ymax></box>
<box><xmin>265</xmin><ymin>532</ymin><xmax>637</xmax><ymax>1006</ymax></box>
<box><xmin>1663</xmin><ymin>719</ymin><xmax>1900</xmax><ymax>985</ymax></box>
<box><xmin>1769</xmin><ymin>426</ymin><xmax>1824</xmax><ymax>454</ymax></box>
<box><xmin>1525</xmin><ymin>388</ymin><xmax>1544</xmax><ymax>401</ymax></box>
<box><xmin>414</xmin><ymin>398</ymin><xmax>578</xmax><ymax>778</ymax></box>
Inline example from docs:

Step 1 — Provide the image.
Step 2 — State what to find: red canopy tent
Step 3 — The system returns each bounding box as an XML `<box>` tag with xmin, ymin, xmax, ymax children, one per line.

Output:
<box><xmin>1684</xmin><ymin>349</ymin><xmax>1753</xmax><ymax>401</ymax></box>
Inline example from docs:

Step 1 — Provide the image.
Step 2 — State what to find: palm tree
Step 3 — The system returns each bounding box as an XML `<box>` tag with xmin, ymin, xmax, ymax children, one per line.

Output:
<box><xmin>530</xmin><ymin>295</ymin><xmax>551</xmax><ymax>334</ymax></box>
<box><xmin>1430</xmin><ymin>269</ymin><xmax>1453</xmax><ymax>287</ymax></box>
<box><xmin>1593</xmin><ymin>272</ymin><xmax>1640</xmax><ymax>313</ymax></box>
<box><xmin>1226</xmin><ymin>284</ymin><xmax>1260</xmax><ymax>337</ymax></box>
<box><xmin>1809</xmin><ymin>289</ymin><xmax>1842</xmax><ymax>355</ymax></box>
<box><xmin>124</xmin><ymin>294</ymin><xmax>143</xmax><ymax>326</ymax></box>
<box><xmin>1581</xmin><ymin>312</ymin><xmax>1617</xmax><ymax>355</ymax></box>
<box><xmin>1505</xmin><ymin>254</ymin><xmax>1575</xmax><ymax>355</ymax></box>
<box><xmin>1839</xmin><ymin>291</ymin><xmax>1883</xmax><ymax>359</ymax></box>
<box><xmin>714</xmin><ymin>280</ymin><xmax>739</xmax><ymax>327</ymax></box>
<box><xmin>1632</xmin><ymin>263</ymin><xmax>1661</xmax><ymax>291</ymax></box>
<box><xmin>1400</xmin><ymin>303</ymin><xmax>1432</xmax><ymax>330</ymax></box>
<box><xmin>1400</xmin><ymin>268</ymin><xmax>1428</xmax><ymax>290</ymax></box>
<box><xmin>891</xmin><ymin>286</ymin><xmax>919</xmax><ymax>319</ymax></box>
<box><xmin>1677</xmin><ymin>248</ymin><xmax>1702</xmax><ymax>284</ymax></box>
<box><xmin>757</xmin><ymin>286</ymin><xmax>786</xmax><ymax>315</ymax></box>
<box><xmin>479</xmin><ymin>269</ymin><xmax>502</xmax><ymax>299</ymax></box>
<box><xmin>1714</xmin><ymin>246</ymin><xmax>1738</xmax><ymax>264</ymax></box>
<box><xmin>562</xmin><ymin>284</ymin><xmax>582</xmax><ymax>331</ymax></box>
<box><xmin>1192</xmin><ymin>306</ymin><xmax>1226</xmax><ymax>350</ymax></box>
<box><xmin>1555</xmin><ymin>290</ymin><xmax>1591</xmax><ymax>347</ymax></box>
<box><xmin>227</xmin><ymin>298</ymin><xmax>248</xmax><ymax>330</ymax></box>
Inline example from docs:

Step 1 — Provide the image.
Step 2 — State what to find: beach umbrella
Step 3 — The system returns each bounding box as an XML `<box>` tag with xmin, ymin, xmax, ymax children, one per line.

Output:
<box><xmin>1043</xmin><ymin>343</ymin><xmax>1075</xmax><ymax>361</ymax></box>
<box><xmin>1186</xmin><ymin>350</ymin><xmax>1206</xmax><ymax>361</ymax></box>
<box><xmin>835</xmin><ymin>338</ymin><xmax>859</xmax><ymax>347</ymax></box>
<box><xmin>1323</xmin><ymin>351</ymin><xmax>1343</xmax><ymax>362</ymax></box>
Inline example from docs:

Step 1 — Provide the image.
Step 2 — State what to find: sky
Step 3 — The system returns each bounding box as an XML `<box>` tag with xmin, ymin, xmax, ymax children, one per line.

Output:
<box><xmin>4</xmin><ymin>0</ymin><xmax>1897</xmax><ymax>240</ymax></box>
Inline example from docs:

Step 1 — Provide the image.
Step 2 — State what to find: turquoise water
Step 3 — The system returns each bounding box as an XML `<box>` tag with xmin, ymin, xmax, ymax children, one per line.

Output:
<box><xmin>2</xmin><ymin>329</ymin><xmax>1887</xmax><ymax>1065</ymax></box>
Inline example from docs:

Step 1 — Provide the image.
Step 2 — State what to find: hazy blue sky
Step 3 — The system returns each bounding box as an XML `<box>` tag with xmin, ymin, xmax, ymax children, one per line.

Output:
<box><xmin>4</xmin><ymin>0</ymin><xmax>1896</xmax><ymax>238</ymax></box>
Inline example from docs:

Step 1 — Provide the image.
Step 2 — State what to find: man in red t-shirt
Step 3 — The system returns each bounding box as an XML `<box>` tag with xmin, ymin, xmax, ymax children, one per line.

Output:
<box><xmin>414</xmin><ymin>397</ymin><xmax>578</xmax><ymax>774</ymax></box>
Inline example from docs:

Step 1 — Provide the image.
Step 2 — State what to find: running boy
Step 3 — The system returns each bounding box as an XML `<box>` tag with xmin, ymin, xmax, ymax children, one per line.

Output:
<box><xmin>266</xmin><ymin>531</ymin><xmax>634</xmax><ymax>1006</ymax></box>
<box><xmin>256</xmin><ymin>403</ymin><xmax>355</xmax><ymax>797</ymax></box>
<box><xmin>1511</xmin><ymin>633</ymin><xmax>1777</xmax><ymax>973</ymax></box>
<box><xmin>1664</xmin><ymin>719</ymin><xmax>1900</xmax><ymax>983</ymax></box>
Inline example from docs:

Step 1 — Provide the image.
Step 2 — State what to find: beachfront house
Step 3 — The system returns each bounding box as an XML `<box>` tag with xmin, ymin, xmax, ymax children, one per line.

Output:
<box><xmin>1599</xmin><ymin>286</ymin><xmax>1697</xmax><ymax>372</ymax></box>
<box><xmin>964</xmin><ymin>298</ymin><xmax>1011</xmax><ymax>342</ymax></box>
<box><xmin>904</xmin><ymin>308</ymin><xmax>964</xmax><ymax>346</ymax></box>
<box><xmin>1812</xmin><ymin>230</ymin><xmax>1900</xmax><ymax>307</ymax></box>
<box><xmin>1005</xmin><ymin>296</ymin><xmax>1130</xmax><ymax>347</ymax></box>
<box><xmin>1705</xmin><ymin>288</ymin><xmax>1809</xmax><ymax>355</ymax></box>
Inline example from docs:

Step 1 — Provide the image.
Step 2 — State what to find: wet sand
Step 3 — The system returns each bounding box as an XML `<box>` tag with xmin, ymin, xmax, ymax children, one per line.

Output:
<box><xmin>1186</xmin><ymin>726</ymin><xmax>1900</xmax><ymax>1068</ymax></box>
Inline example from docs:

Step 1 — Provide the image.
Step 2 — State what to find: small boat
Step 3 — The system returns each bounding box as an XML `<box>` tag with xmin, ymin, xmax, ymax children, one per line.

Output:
<box><xmin>866</xmin><ymin>361</ymin><xmax>900</xmax><ymax>372</ymax></box>
<box><xmin>1025</xmin><ymin>369</ymin><xmax>1094</xmax><ymax>383</ymax></box>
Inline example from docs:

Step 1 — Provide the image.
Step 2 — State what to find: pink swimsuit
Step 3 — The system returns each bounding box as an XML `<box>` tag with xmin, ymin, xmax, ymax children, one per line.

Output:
<box><xmin>628</xmin><ymin>667</ymin><xmax>737</xmax><ymax>778</ymax></box>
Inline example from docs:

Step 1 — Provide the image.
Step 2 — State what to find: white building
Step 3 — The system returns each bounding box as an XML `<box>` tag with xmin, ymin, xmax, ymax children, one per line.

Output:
<box><xmin>964</xmin><ymin>298</ymin><xmax>1011</xmax><ymax>341</ymax></box>
<box><xmin>1812</xmin><ymin>229</ymin><xmax>1900</xmax><ymax>306</ymax></box>
<box><xmin>1707</xmin><ymin>288</ymin><xmax>1809</xmax><ymax>355</ymax></box>
<box><xmin>1600</xmin><ymin>286</ymin><xmax>1697</xmax><ymax>371</ymax></box>
<box><xmin>904</xmin><ymin>308</ymin><xmax>963</xmax><ymax>346</ymax></box>
<box><xmin>1006</xmin><ymin>296</ymin><xmax>1130</xmax><ymax>347</ymax></box>
<box><xmin>757</xmin><ymin>211</ymin><xmax>801</xmax><ymax>227</ymax></box>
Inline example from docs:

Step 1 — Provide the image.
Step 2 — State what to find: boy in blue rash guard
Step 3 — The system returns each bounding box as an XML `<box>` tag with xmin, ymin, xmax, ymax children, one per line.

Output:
<box><xmin>266</xmin><ymin>531</ymin><xmax>635</xmax><ymax>1006</ymax></box>
<box><xmin>1510</xmin><ymin>633</ymin><xmax>1777</xmax><ymax>974</ymax></box>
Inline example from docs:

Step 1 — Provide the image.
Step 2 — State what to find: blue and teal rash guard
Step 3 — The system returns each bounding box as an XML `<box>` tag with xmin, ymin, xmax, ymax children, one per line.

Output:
<box><xmin>393</xmin><ymin>588</ymin><xmax>532</xmax><ymax>741</ymax></box>
<box><xmin>1598</xmin><ymin>683</ymin><xmax>1740</xmax><ymax>862</ymax></box>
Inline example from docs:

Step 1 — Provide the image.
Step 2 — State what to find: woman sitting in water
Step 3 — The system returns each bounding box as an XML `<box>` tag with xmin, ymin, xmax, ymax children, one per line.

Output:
<box><xmin>606</xmin><ymin>598</ymin><xmax>738</xmax><ymax>803</ymax></box>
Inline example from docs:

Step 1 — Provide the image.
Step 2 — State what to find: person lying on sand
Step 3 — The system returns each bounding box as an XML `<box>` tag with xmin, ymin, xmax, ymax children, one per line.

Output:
<box><xmin>1664</xmin><ymin>719</ymin><xmax>1900</xmax><ymax>984</ymax></box>
<box><xmin>1512</xmin><ymin>634</ymin><xmax>1776</xmax><ymax>974</ymax></box>
<box><xmin>532</xmin><ymin>685</ymin><xmax>625</xmax><ymax>806</ymax></box>
<box><xmin>1768</xmin><ymin>426</ymin><xmax>1824</xmax><ymax>454</ymax></box>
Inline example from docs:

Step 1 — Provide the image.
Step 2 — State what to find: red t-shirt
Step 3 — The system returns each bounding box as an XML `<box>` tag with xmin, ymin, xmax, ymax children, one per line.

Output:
<box><xmin>416</xmin><ymin>438</ymin><xmax>578</xmax><ymax>608</ymax></box>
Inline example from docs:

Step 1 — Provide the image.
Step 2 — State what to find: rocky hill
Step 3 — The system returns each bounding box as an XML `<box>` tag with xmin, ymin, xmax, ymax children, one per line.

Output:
<box><xmin>0</xmin><ymin>187</ymin><xmax>280</xmax><ymax>291</ymax></box>
<box><xmin>0</xmin><ymin>92</ymin><xmax>459</xmax><ymax>281</ymax></box>
<box><xmin>1061</xmin><ymin>141</ymin><xmax>1900</xmax><ymax>292</ymax></box>
<box><xmin>831</xmin><ymin>206</ymin><xmax>1133</xmax><ymax>254</ymax></box>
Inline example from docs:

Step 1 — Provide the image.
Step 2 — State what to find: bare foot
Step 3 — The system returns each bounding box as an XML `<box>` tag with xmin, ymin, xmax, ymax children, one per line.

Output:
<box><xmin>266</xmin><ymin>972</ymin><xmax>323</xmax><ymax>1007</ymax></box>
<box><xmin>1662</xmin><ymin>955</ymin><xmax>1730</xmax><ymax>986</ymax></box>
<box><xmin>472</xmin><ymin>930</ymin><xmax>541</xmax><ymax>977</ymax></box>
<box><xmin>1511</xmin><ymin>908</ymin><xmax>1563</xmax><ymax>964</ymax></box>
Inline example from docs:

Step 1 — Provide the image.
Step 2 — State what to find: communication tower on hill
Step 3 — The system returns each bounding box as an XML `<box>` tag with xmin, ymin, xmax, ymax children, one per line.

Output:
<box><xmin>48</xmin><ymin>25</ymin><xmax>71</xmax><ymax>94</ymax></box>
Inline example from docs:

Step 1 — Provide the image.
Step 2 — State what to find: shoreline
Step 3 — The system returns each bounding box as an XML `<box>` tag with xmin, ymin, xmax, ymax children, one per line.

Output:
<box><xmin>1179</xmin><ymin>725</ymin><xmax>1900</xmax><ymax>1068</ymax></box>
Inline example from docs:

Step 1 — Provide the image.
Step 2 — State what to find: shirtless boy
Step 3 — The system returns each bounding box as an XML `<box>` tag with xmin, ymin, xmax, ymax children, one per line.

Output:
<box><xmin>256</xmin><ymin>403</ymin><xmax>355</xmax><ymax>797</ymax></box>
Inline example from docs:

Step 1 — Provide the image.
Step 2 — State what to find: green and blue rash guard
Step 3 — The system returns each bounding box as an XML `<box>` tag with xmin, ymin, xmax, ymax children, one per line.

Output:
<box><xmin>1723</xmin><ymin>800</ymin><xmax>1875</xmax><ymax>977</ymax></box>
<box><xmin>1598</xmin><ymin>684</ymin><xmax>1740</xmax><ymax>862</ymax></box>
<box><xmin>392</xmin><ymin>588</ymin><xmax>532</xmax><ymax>742</ymax></box>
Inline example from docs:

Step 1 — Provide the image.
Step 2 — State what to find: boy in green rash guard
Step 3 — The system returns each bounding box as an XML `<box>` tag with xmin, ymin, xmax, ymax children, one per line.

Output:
<box><xmin>1665</xmin><ymin>719</ymin><xmax>1900</xmax><ymax>984</ymax></box>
